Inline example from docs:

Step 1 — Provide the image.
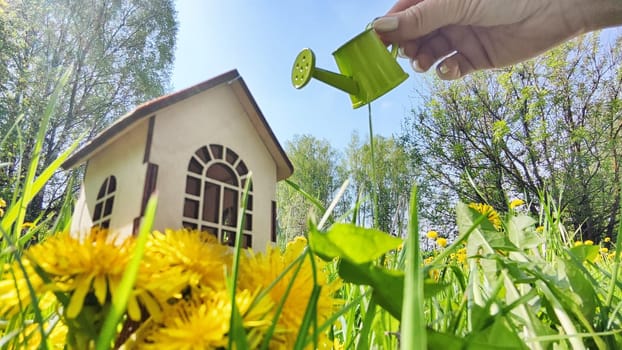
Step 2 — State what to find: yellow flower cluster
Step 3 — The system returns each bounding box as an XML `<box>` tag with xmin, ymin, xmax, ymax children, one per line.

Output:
<box><xmin>450</xmin><ymin>247</ymin><xmax>468</xmax><ymax>265</ymax></box>
<box><xmin>468</xmin><ymin>203</ymin><xmax>502</xmax><ymax>230</ymax></box>
<box><xmin>0</xmin><ymin>197</ymin><xmax>6</xmax><ymax>217</ymax></box>
<box><xmin>425</xmin><ymin>230</ymin><xmax>448</xmax><ymax>249</ymax></box>
<box><xmin>574</xmin><ymin>240</ymin><xmax>594</xmax><ymax>247</ymax></box>
<box><xmin>509</xmin><ymin>199</ymin><xmax>525</xmax><ymax>209</ymax></box>
<box><xmin>1</xmin><ymin>229</ymin><xmax>341</xmax><ymax>349</ymax></box>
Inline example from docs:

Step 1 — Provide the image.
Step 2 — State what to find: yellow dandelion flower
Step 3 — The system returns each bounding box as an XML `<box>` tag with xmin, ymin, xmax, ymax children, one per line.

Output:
<box><xmin>0</xmin><ymin>197</ymin><xmax>6</xmax><ymax>207</ymax></box>
<box><xmin>535</xmin><ymin>226</ymin><xmax>545</xmax><ymax>233</ymax></box>
<box><xmin>584</xmin><ymin>240</ymin><xmax>594</xmax><ymax>246</ymax></box>
<box><xmin>22</xmin><ymin>222</ymin><xmax>35</xmax><ymax>229</ymax></box>
<box><xmin>468</xmin><ymin>203</ymin><xmax>502</xmax><ymax>230</ymax></box>
<box><xmin>604</xmin><ymin>237</ymin><xmax>611</xmax><ymax>243</ymax></box>
<box><xmin>17</xmin><ymin>317</ymin><xmax>68</xmax><ymax>349</ymax></box>
<box><xmin>423</xmin><ymin>256</ymin><xmax>434</xmax><ymax>265</ymax></box>
<box><xmin>509</xmin><ymin>199</ymin><xmax>525</xmax><ymax>209</ymax></box>
<box><xmin>137</xmin><ymin>229</ymin><xmax>232</xmax><ymax>309</ymax></box>
<box><xmin>429</xmin><ymin>269</ymin><xmax>440</xmax><ymax>281</ymax></box>
<box><xmin>574</xmin><ymin>241</ymin><xmax>583</xmax><ymax>247</ymax></box>
<box><xmin>25</xmin><ymin>228</ymin><xmax>141</xmax><ymax>320</ymax></box>
<box><xmin>436</xmin><ymin>237</ymin><xmax>448</xmax><ymax>248</ymax></box>
<box><xmin>332</xmin><ymin>337</ymin><xmax>345</xmax><ymax>350</ymax></box>
<box><xmin>426</xmin><ymin>230</ymin><xmax>439</xmax><ymax>239</ymax></box>
<box><xmin>600</xmin><ymin>247</ymin><xmax>609</xmax><ymax>253</ymax></box>
<box><xmin>0</xmin><ymin>259</ymin><xmax>47</xmax><ymax>317</ymax></box>
<box><xmin>130</xmin><ymin>289</ymin><xmax>272</xmax><ymax>350</ymax></box>
<box><xmin>237</xmin><ymin>237</ymin><xmax>341</xmax><ymax>349</ymax></box>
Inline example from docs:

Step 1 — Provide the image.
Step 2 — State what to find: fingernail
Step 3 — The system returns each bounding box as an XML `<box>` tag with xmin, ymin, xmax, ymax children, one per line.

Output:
<box><xmin>439</xmin><ymin>63</ymin><xmax>449</xmax><ymax>75</ymax></box>
<box><xmin>411</xmin><ymin>59</ymin><xmax>425</xmax><ymax>73</ymax></box>
<box><xmin>438</xmin><ymin>62</ymin><xmax>461</xmax><ymax>79</ymax></box>
<box><xmin>398</xmin><ymin>47</ymin><xmax>407</xmax><ymax>58</ymax></box>
<box><xmin>373</xmin><ymin>16</ymin><xmax>398</xmax><ymax>32</ymax></box>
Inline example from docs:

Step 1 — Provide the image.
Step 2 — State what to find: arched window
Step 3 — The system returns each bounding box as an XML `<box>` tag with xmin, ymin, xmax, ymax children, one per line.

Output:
<box><xmin>183</xmin><ymin>145</ymin><xmax>253</xmax><ymax>248</ymax></box>
<box><xmin>93</xmin><ymin>176</ymin><xmax>116</xmax><ymax>229</ymax></box>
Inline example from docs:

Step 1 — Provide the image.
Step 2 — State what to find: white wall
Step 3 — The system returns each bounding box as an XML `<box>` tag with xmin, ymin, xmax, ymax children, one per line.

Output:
<box><xmin>149</xmin><ymin>84</ymin><xmax>277</xmax><ymax>249</ymax></box>
<box><xmin>81</xmin><ymin>121</ymin><xmax>149</xmax><ymax>239</ymax></box>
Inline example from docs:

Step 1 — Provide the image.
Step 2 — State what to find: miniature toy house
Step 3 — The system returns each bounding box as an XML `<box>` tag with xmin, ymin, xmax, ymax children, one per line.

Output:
<box><xmin>62</xmin><ymin>70</ymin><xmax>293</xmax><ymax>249</ymax></box>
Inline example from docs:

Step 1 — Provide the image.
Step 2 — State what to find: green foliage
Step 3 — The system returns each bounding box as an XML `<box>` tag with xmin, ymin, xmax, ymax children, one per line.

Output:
<box><xmin>0</xmin><ymin>0</ymin><xmax>178</xmax><ymax>221</ymax></box>
<box><xmin>277</xmin><ymin>135</ymin><xmax>346</xmax><ymax>241</ymax></box>
<box><xmin>401</xmin><ymin>32</ymin><xmax>622</xmax><ymax>241</ymax></box>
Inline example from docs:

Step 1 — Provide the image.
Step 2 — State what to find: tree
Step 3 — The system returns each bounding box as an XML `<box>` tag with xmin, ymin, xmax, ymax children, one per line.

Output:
<box><xmin>0</xmin><ymin>0</ymin><xmax>177</xmax><ymax>218</ymax></box>
<box><xmin>401</xmin><ymin>33</ymin><xmax>622</xmax><ymax>241</ymax></box>
<box><xmin>344</xmin><ymin>132</ymin><xmax>415</xmax><ymax>237</ymax></box>
<box><xmin>277</xmin><ymin>135</ymin><xmax>346</xmax><ymax>242</ymax></box>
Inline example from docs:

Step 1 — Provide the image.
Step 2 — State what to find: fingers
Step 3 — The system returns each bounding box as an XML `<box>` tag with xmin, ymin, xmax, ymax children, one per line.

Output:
<box><xmin>385</xmin><ymin>0</ymin><xmax>426</xmax><ymax>14</ymax></box>
<box><xmin>436</xmin><ymin>55</ymin><xmax>462</xmax><ymax>80</ymax></box>
<box><xmin>436</xmin><ymin>53</ymin><xmax>477</xmax><ymax>80</ymax></box>
<box><xmin>400</xmin><ymin>32</ymin><xmax>453</xmax><ymax>71</ymax></box>
<box><xmin>374</xmin><ymin>0</ymin><xmax>456</xmax><ymax>43</ymax></box>
<box><xmin>402</xmin><ymin>38</ymin><xmax>477</xmax><ymax>80</ymax></box>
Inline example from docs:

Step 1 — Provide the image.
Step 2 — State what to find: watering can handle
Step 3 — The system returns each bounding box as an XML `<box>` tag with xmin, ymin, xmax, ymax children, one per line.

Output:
<box><xmin>367</xmin><ymin>22</ymin><xmax>399</xmax><ymax>59</ymax></box>
<box><xmin>390</xmin><ymin>43</ymin><xmax>399</xmax><ymax>58</ymax></box>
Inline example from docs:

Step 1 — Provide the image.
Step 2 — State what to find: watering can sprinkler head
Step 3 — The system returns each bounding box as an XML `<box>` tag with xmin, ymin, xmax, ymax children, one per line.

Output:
<box><xmin>291</xmin><ymin>28</ymin><xmax>408</xmax><ymax>109</ymax></box>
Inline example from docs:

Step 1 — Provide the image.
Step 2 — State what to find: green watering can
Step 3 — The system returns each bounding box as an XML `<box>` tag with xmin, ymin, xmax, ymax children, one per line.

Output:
<box><xmin>291</xmin><ymin>27</ymin><xmax>408</xmax><ymax>109</ymax></box>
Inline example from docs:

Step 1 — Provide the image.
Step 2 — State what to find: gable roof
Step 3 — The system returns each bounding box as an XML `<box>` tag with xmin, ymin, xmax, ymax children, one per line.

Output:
<box><xmin>62</xmin><ymin>69</ymin><xmax>294</xmax><ymax>180</ymax></box>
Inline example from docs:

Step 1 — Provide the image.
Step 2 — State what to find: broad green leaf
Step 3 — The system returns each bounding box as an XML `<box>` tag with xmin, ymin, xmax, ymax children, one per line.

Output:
<box><xmin>568</xmin><ymin>245</ymin><xmax>600</xmax><ymax>263</ymax></box>
<box><xmin>564</xmin><ymin>258</ymin><xmax>598</xmax><ymax>321</ymax></box>
<box><xmin>457</xmin><ymin>202</ymin><xmax>515</xmax><ymax>258</ymax></box>
<box><xmin>507</xmin><ymin>214</ymin><xmax>541</xmax><ymax>249</ymax></box>
<box><xmin>338</xmin><ymin>260</ymin><xmax>403</xmax><ymax>319</ymax></box>
<box><xmin>458</xmin><ymin>202</ymin><xmax>505</xmax><ymax>283</ymax></box>
<box><xmin>427</xmin><ymin>329</ymin><xmax>466</xmax><ymax>349</ymax></box>
<box><xmin>338</xmin><ymin>259</ymin><xmax>449</xmax><ymax>319</ymax></box>
<box><xmin>309</xmin><ymin>223</ymin><xmax>402</xmax><ymax>264</ymax></box>
<box><xmin>467</xmin><ymin>316</ymin><xmax>528</xmax><ymax>349</ymax></box>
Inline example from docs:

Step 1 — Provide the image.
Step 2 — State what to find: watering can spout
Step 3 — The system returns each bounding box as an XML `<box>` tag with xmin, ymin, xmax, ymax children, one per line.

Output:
<box><xmin>292</xmin><ymin>48</ymin><xmax>359</xmax><ymax>96</ymax></box>
<box><xmin>291</xmin><ymin>28</ymin><xmax>408</xmax><ymax>109</ymax></box>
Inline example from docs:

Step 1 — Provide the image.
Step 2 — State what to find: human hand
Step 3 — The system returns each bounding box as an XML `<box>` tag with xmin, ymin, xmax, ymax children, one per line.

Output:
<box><xmin>373</xmin><ymin>0</ymin><xmax>622</xmax><ymax>80</ymax></box>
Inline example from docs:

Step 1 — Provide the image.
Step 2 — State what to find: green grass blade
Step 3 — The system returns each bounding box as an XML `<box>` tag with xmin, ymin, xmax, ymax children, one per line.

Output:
<box><xmin>292</xmin><ymin>285</ymin><xmax>322</xmax><ymax>350</ymax></box>
<box><xmin>605</xmin><ymin>204</ymin><xmax>622</xmax><ymax>308</ymax></box>
<box><xmin>9</xmin><ymin>69</ymin><xmax>71</xmax><ymax>240</ymax></box>
<box><xmin>284</xmin><ymin>179</ymin><xmax>327</xmax><ymax>214</ymax></box>
<box><xmin>227</xmin><ymin>173</ymin><xmax>253</xmax><ymax>350</ymax></box>
<box><xmin>259</xmin><ymin>251</ymin><xmax>306</xmax><ymax>350</ymax></box>
<box><xmin>356</xmin><ymin>298</ymin><xmax>376</xmax><ymax>350</ymax></box>
<box><xmin>317</xmin><ymin>178</ymin><xmax>349</xmax><ymax>230</ymax></box>
<box><xmin>367</xmin><ymin>103</ymin><xmax>379</xmax><ymax>229</ymax></box>
<box><xmin>305</xmin><ymin>290</ymin><xmax>370</xmax><ymax>346</ymax></box>
<box><xmin>400</xmin><ymin>185</ymin><xmax>426</xmax><ymax>350</ymax></box>
<box><xmin>95</xmin><ymin>194</ymin><xmax>157</xmax><ymax>350</ymax></box>
<box><xmin>0</xmin><ymin>114</ymin><xmax>24</xmax><ymax>150</ymax></box>
<box><xmin>0</xmin><ymin>229</ymin><xmax>48</xmax><ymax>350</ymax></box>
<box><xmin>1</xmin><ymin>134</ymin><xmax>82</xmax><ymax>233</ymax></box>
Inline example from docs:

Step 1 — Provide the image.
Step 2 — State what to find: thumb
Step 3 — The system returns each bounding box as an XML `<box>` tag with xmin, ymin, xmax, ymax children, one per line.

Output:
<box><xmin>374</xmin><ymin>0</ymin><xmax>458</xmax><ymax>41</ymax></box>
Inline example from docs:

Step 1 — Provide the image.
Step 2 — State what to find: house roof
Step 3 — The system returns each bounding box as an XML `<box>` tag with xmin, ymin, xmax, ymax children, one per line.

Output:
<box><xmin>62</xmin><ymin>69</ymin><xmax>294</xmax><ymax>181</ymax></box>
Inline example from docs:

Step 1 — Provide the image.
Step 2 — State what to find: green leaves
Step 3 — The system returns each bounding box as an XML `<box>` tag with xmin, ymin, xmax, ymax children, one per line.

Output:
<box><xmin>309</xmin><ymin>223</ymin><xmax>402</xmax><ymax>264</ymax></box>
<box><xmin>309</xmin><ymin>222</ymin><xmax>405</xmax><ymax>318</ymax></box>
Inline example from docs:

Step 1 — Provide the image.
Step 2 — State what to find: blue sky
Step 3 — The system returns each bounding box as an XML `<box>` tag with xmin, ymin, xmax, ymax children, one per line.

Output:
<box><xmin>171</xmin><ymin>1</ymin><xmax>428</xmax><ymax>151</ymax></box>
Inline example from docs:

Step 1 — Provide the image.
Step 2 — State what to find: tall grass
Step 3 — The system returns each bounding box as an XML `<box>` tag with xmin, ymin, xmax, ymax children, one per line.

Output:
<box><xmin>1</xmin><ymin>89</ymin><xmax>621</xmax><ymax>350</ymax></box>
